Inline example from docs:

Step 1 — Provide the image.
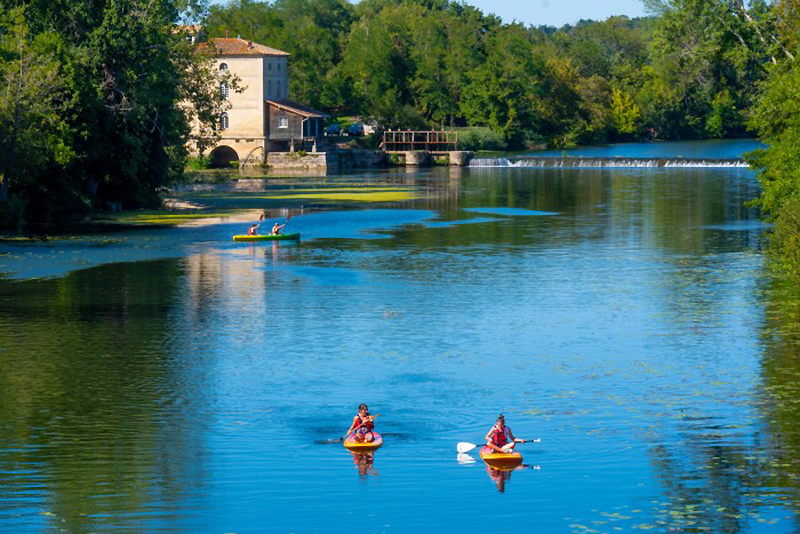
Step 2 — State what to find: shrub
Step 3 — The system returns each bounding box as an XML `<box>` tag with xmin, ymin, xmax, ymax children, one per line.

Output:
<box><xmin>185</xmin><ymin>155</ymin><xmax>211</xmax><ymax>170</ymax></box>
<box><xmin>456</xmin><ymin>127</ymin><xmax>506</xmax><ymax>151</ymax></box>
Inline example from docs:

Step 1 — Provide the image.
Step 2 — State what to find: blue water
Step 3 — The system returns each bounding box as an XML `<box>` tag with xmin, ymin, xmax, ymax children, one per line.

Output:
<box><xmin>1</xmin><ymin>141</ymin><xmax>798</xmax><ymax>532</ymax></box>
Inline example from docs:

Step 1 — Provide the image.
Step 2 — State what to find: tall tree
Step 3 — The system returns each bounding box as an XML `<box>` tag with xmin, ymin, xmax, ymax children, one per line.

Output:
<box><xmin>0</xmin><ymin>8</ymin><xmax>73</xmax><ymax>210</ymax></box>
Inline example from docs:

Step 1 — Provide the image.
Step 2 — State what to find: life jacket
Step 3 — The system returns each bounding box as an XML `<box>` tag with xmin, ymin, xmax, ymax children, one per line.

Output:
<box><xmin>355</xmin><ymin>413</ymin><xmax>374</xmax><ymax>433</ymax></box>
<box><xmin>490</xmin><ymin>425</ymin><xmax>509</xmax><ymax>446</ymax></box>
<box><xmin>248</xmin><ymin>226</ymin><xmax>257</xmax><ymax>236</ymax></box>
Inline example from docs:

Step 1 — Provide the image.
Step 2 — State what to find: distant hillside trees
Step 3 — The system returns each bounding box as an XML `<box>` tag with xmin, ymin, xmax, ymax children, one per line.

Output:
<box><xmin>206</xmin><ymin>0</ymin><xmax>775</xmax><ymax>149</ymax></box>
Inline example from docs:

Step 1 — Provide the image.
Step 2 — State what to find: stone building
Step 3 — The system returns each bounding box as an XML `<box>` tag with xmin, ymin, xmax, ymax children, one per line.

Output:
<box><xmin>193</xmin><ymin>37</ymin><xmax>327</xmax><ymax>167</ymax></box>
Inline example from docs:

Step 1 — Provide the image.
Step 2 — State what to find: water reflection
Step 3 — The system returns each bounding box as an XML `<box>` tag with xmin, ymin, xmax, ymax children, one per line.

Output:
<box><xmin>2</xmin><ymin>148</ymin><xmax>794</xmax><ymax>531</ymax></box>
<box><xmin>485</xmin><ymin>464</ymin><xmax>539</xmax><ymax>494</ymax></box>
<box><xmin>485</xmin><ymin>465</ymin><xmax>515</xmax><ymax>494</ymax></box>
<box><xmin>351</xmin><ymin>452</ymin><xmax>378</xmax><ymax>479</ymax></box>
<box><xmin>0</xmin><ymin>260</ymin><xmax>208</xmax><ymax>531</ymax></box>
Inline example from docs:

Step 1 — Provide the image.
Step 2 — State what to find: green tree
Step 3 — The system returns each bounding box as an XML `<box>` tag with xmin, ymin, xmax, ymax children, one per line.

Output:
<box><xmin>460</xmin><ymin>24</ymin><xmax>541</xmax><ymax>147</ymax></box>
<box><xmin>0</xmin><ymin>0</ymin><xmax>228</xmax><ymax>229</ymax></box>
<box><xmin>0</xmin><ymin>9</ymin><xmax>73</xmax><ymax>212</ymax></box>
<box><xmin>610</xmin><ymin>87</ymin><xmax>640</xmax><ymax>137</ymax></box>
<box><xmin>747</xmin><ymin>61</ymin><xmax>800</xmax><ymax>273</ymax></box>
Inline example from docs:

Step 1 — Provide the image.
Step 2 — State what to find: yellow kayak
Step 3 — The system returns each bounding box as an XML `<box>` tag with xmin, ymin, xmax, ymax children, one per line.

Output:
<box><xmin>480</xmin><ymin>446</ymin><xmax>523</xmax><ymax>470</ymax></box>
<box><xmin>343</xmin><ymin>433</ymin><xmax>383</xmax><ymax>452</ymax></box>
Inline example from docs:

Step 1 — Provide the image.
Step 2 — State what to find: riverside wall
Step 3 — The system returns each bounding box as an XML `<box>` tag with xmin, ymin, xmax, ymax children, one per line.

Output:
<box><xmin>263</xmin><ymin>149</ymin><xmax>473</xmax><ymax>170</ymax></box>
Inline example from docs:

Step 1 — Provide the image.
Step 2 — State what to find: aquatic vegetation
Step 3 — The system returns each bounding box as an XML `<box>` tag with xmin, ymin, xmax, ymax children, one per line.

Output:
<box><xmin>98</xmin><ymin>210</ymin><xmax>247</xmax><ymax>226</ymax></box>
<box><xmin>204</xmin><ymin>191</ymin><xmax>419</xmax><ymax>202</ymax></box>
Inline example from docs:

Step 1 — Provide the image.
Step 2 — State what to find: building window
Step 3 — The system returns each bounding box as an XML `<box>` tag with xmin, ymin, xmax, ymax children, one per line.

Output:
<box><xmin>220</xmin><ymin>83</ymin><xmax>229</xmax><ymax>100</ymax></box>
<box><xmin>279</xmin><ymin>117</ymin><xmax>288</xmax><ymax>129</ymax></box>
<box><xmin>276</xmin><ymin>85</ymin><xmax>281</xmax><ymax>99</ymax></box>
<box><xmin>268</xmin><ymin>80</ymin><xmax>272</xmax><ymax>96</ymax></box>
<box><xmin>277</xmin><ymin>62</ymin><xmax>281</xmax><ymax>71</ymax></box>
<box><xmin>268</xmin><ymin>62</ymin><xmax>272</xmax><ymax>71</ymax></box>
<box><xmin>220</xmin><ymin>113</ymin><xmax>229</xmax><ymax>130</ymax></box>
<box><xmin>219</xmin><ymin>63</ymin><xmax>228</xmax><ymax>71</ymax></box>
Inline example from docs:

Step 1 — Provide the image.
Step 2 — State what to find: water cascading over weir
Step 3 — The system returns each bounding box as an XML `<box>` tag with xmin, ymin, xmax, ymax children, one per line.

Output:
<box><xmin>469</xmin><ymin>157</ymin><xmax>750</xmax><ymax>168</ymax></box>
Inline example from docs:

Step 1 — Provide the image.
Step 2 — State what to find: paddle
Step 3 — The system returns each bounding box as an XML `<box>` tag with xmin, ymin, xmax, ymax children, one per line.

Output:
<box><xmin>457</xmin><ymin>438</ymin><xmax>540</xmax><ymax>454</ymax></box>
<box><xmin>317</xmin><ymin>414</ymin><xmax>381</xmax><ymax>444</ymax></box>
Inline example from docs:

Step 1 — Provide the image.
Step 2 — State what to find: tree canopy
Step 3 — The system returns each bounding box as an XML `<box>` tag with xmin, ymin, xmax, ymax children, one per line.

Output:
<box><xmin>1</xmin><ymin>0</ymin><xmax>799</xmax><ymax>239</ymax></box>
<box><xmin>0</xmin><ymin>0</ymin><xmax>231</xmax><ymax>230</ymax></box>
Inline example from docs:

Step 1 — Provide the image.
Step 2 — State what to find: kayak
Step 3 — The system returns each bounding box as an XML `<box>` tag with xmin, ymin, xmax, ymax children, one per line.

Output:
<box><xmin>232</xmin><ymin>232</ymin><xmax>301</xmax><ymax>242</ymax></box>
<box><xmin>343</xmin><ymin>433</ymin><xmax>383</xmax><ymax>452</ymax></box>
<box><xmin>479</xmin><ymin>446</ymin><xmax>523</xmax><ymax>470</ymax></box>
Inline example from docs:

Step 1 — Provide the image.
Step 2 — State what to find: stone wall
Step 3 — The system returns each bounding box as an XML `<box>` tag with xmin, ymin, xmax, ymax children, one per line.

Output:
<box><xmin>262</xmin><ymin>148</ymin><xmax>467</xmax><ymax>170</ymax></box>
<box><xmin>448</xmin><ymin>151</ymin><xmax>473</xmax><ymax>166</ymax></box>
<box><xmin>335</xmin><ymin>150</ymin><xmax>388</xmax><ymax>168</ymax></box>
<box><xmin>266</xmin><ymin>151</ymin><xmax>334</xmax><ymax>169</ymax></box>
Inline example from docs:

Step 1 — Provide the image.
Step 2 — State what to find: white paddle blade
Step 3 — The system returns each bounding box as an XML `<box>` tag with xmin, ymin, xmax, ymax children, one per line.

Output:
<box><xmin>457</xmin><ymin>453</ymin><xmax>476</xmax><ymax>464</ymax></box>
<box><xmin>457</xmin><ymin>442</ymin><xmax>478</xmax><ymax>454</ymax></box>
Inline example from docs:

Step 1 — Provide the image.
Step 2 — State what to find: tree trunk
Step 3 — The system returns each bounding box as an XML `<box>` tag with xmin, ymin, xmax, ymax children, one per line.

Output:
<box><xmin>0</xmin><ymin>174</ymin><xmax>8</xmax><ymax>203</ymax></box>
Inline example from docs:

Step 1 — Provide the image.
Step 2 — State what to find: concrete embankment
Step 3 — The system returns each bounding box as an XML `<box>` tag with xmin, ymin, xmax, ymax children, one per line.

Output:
<box><xmin>262</xmin><ymin>149</ymin><xmax>474</xmax><ymax>170</ymax></box>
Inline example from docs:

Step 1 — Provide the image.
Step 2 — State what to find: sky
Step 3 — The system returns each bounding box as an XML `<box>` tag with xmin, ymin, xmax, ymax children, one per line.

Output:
<box><xmin>209</xmin><ymin>0</ymin><xmax>649</xmax><ymax>28</ymax></box>
<box><xmin>453</xmin><ymin>0</ymin><xmax>647</xmax><ymax>27</ymax></box>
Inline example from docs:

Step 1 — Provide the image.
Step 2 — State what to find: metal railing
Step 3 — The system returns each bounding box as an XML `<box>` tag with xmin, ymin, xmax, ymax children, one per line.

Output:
<box><xmin>382</xmin><ymin>130</ymin><xmax>458</xmax><ymax>153</ymax></box>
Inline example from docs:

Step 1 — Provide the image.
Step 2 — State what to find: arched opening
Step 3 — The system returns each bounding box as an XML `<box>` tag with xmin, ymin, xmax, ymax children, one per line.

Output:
<box><xmin>209</xmin><ymin>145</ymin><xmax>239</xmax><ymax>168</ymax></box>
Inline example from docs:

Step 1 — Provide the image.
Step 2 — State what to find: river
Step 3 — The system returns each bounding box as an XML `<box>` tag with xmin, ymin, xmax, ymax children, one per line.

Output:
<box><xmin>3</xmin><ymin>139</ymin><xmax>800</xmax><ymax>532</ymax></box>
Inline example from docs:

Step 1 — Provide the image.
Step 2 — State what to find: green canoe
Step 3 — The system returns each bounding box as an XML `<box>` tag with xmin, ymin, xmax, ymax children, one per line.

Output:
<box><xmin>233</xmin><ymin>232</ymin><xmax>301</xmax><ymax>242</ymax></box>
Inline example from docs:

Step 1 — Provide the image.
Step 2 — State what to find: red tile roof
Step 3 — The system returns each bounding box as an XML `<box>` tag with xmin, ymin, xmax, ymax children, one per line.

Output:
<box><xmin>203</xmin><ymin>38</ymin><xmax>290</xmax><ymax>57</ymax></box>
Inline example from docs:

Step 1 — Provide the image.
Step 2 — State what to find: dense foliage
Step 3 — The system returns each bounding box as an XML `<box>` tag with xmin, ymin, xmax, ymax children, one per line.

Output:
<box><xmin>745</xmin><ymin>0</ymin><xmax>800</xmax><ymax>274</ymax></box>
<box><xmin>206</xmin><ymin>0</ymin><xmax>776</xmax><ymax>148</ymax></box>
<box><xmin>1</xmin><ymin>0</ymin><xmax>798</xmax><ymax>235</ymax></box>
<box><xmin>0</xmin><ymin>0</ymin><xmax>233</xmax><ymax>230</ymax></box>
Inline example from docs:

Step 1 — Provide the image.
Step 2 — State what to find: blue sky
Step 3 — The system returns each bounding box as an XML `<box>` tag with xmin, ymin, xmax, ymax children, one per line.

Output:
<box><xmin>209</xmin><ymin>1</ymin><xmax>648</xmax><ymax>27</ymax></box>
<box><xmin>454</xmin><ymin>0</ymin><xmax>647</xmax><ymax>26</ymax></box>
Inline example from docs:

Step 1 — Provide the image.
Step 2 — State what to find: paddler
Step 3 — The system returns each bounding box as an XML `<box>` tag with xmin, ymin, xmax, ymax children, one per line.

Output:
<box><xmin>270</xmin><ymin>222</ymin><xmax>285</xmax><ymax>235</ymax></box>
<box><xmin>249</xmin><ymin>213</ymin><xmax>265</xmax><ymax>235</ymax></box>
<box><xmin>485</xmin><ymin>414</ymin><xmax>526</xmax><ymax>453</ymax></box>
<box><xmin>347</xmin><ymin>404</ymin><xmax>379</xmax><ymax>443</ymax></box>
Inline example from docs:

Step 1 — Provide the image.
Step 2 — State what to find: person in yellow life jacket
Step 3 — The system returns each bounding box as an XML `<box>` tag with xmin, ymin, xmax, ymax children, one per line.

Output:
<box><xmin>485</xmin><ymin>414</ymin><xmax>526</xmax><ymax>453</ymax></box>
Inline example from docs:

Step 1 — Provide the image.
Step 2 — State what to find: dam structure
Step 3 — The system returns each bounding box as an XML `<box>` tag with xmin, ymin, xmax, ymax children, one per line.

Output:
<box><xmin>469</xmin><ymin>157</ymin><xmax>750</xmax><ymax>169</ymax></box>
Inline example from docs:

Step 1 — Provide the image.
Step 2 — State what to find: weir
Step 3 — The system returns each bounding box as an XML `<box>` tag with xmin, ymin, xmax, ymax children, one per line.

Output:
<box><xmin>469</xmin><ymin>157</ymin><xmax>750</xmax><ymax>169</ymax></box>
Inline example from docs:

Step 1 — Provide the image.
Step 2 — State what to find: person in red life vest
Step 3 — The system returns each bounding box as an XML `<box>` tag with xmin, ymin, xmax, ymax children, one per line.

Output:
<box><xmin>248</xmin><ymin>222</ymin><xmax>260</xmax><ymax>236</ymax></box>
<box><xmin>347</xmin><ymin>404</ymin><xmax>379</xmax><ymax>443</ymax></box>
<box><xmin>484</xmin><ymin>414</ymin><xmax>526</xmax><ymax>453</ymax></box>
<box><xmin>270</xmin><ymin>222</ymin><xmax>285</xmax><ymax>235</ymax></box>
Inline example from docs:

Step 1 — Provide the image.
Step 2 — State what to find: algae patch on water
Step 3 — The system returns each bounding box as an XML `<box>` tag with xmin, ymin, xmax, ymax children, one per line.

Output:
<box><xmin>186</xmin><ymin>186</ymin><xmax>420</xmax><ymax>204</ymax></box>
<box><xmin>260</xmin><ymin>190</ymin><xmax>419</xmax><ymax>202</ymax></box>
<box><xmin>99</xmin><ymin>209</ymin><xmax>249</xmax><ymax>226</ymax></box>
